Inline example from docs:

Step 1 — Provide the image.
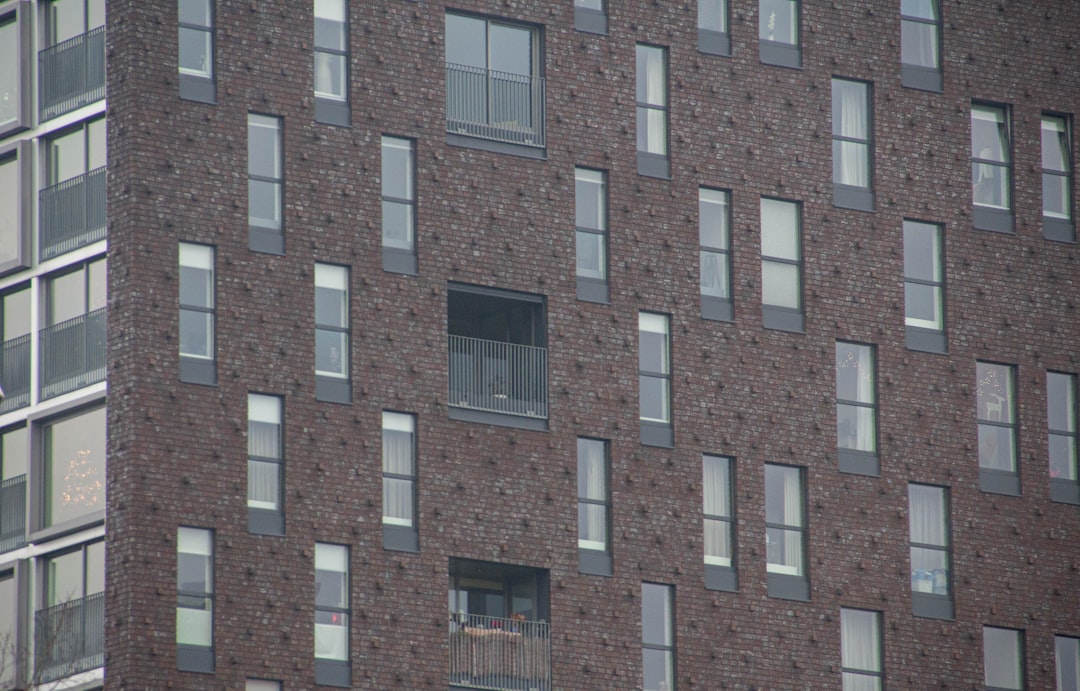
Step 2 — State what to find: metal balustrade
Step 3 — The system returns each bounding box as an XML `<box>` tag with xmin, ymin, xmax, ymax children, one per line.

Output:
<box><xmin>38</xmin><ymin>26</ymin><xmax>106</xmax><ymax>121</ymax></box>
<box><xmin>449</xmin><ymin>613</ymin><xmax>551</xmax><ymax>691</ymax></box>
<box><xmin>39</xmin><ymin>166</ymin><xmax>107</xmax><ymax>261</ymax></box>
<box><xmin>0</xmin><ymin>475</ymin><xmax>26</xmax><ymax>553</ymax></box>
<box><xmin>40</xmin><ymin>308</ymin><xmax>106</xmax><ymax>400</ymax></box>
<box><xmin>0</xmin><ymin>334</ymin><xmax>31</xmax><ymax>414</ymax></box>
<box><xmin>448</xmin><ymin>336</ymin><xmax>547</xmax><ymax>419</ymax></box>
<box><xmin>446</xmin><ymin>63</ymin><xmax>545</xmax><ymax>148</ymax></box>
<box><xmin>34</xmin><ymin>592</ymin><xmax>105</xmax><ymax>683</ymax></box>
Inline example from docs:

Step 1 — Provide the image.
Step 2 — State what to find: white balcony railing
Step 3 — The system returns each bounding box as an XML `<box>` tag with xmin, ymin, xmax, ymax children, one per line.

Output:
<box><xmin>448</xmin><ymin>336</ymin><xmax>547</xmax><ymax>419</ymax></box>
<box><xmin>449</xmin><ymin>613</ymin><xmax>551</xmax><ymax>691</ymax></box>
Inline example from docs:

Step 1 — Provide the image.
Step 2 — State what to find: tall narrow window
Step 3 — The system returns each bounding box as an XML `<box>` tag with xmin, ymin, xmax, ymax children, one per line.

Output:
<box><xmin>836</xmin><ymin>342</ymin><xmax>878</xmax><ymax>476</ymax></box>
<box><xmin>1048</xmin><ymin>372</ymin><xmax>1079</xmax><ymax>504</ymax></box>
<box><xmin>573</xmin><ymin>0</ymin><xmax>606</xmax><ymax>34</ymax></box>
<box><xmin>765</xmin><ymin>463</ymin><xmax>808</xmax><ymax>600</ymax></box>
<box><xmin>314</xmin><ymin>0</ymin><xmax>349</xmax><ymax>125</ymax></box>
<box><xmin>177</xmin><ymin>527</ymin><xmax>214</xmax><ymax>672</ymax></box>
<box><xmin>0</xmin><ymin>285</ymin><xmax>31</xmax><ymax>414</ymax></box>
<box><xmin>1057</xmin><ymin>636</ymin><xmax>1080</xmax><ymax>691</ymax></box>
<box><xmin>43</xmin><ymin>407</ymin><xmax>105</xmax><ymax>528</ymax></box>
<box><xmin>246</xmin><ymin>681</ymin><xmax>282</xmax><ymax>691</ymax></box>
<box><xmin>0</xmin><ymin>142</ymin><xmax>32</xmax><ymax>276</ymax></box>
<box><xmin>759</xmin><ymin>0</ymin><xmax>800</xmax><ymax>68</ymax></box>
<box><xmin>0</xmin><ymin>426</ymin><xmax>28</xmax><ymax>551</ymax></box>
<box><xmin>40</xmin><ymin>0</ymin><xmax>105</xmax><ymax>121</ymax></box>
<box><xmin>179</xmin><ymin>243</ymin><xmax>216</xmax><ymax>385</ymax></box>
<box><xmin>700</xmin><ymin>188</ymin><xmax>732</xmax><ymax>321</ymax></box>
<box><xmin>760</xmin><ymin>198</ymin><xmax>803</xmax><ymax>332</ymax></box>
<box><xmin>314</xmin><ymin>263</ymin><xmax>351</xmax><ymax>403</ymax></box>
<box><xmin>381</xmin><ymin>136</ymin><xmax>416</xmax><ymax>274</ymax></box>
<box><xmin>315</xmin><ymin>543</ymin><xmax>351</xmax><ymax>687</ymax></box>
<box><xmin>577</xmin><ymin>438</ymin><xmax>611</xmax><ymax>576</ymax></box>
<box><xmin>909</xmin><ymin>483</ymin><xmax>952</xmax><ymax>619</ymax></box>
<box><xmin>832</xmin><ymin>78</ymin><xmax>874</xmax><ymax>211</ymax></box>
<box><xmin>247</xmin><ymin>394</ymin><xmax>283</xmax><ymax>535</ymax></box>
<box><xmin>40</xmin><ymin>540</ymin><xmax>104</xmax><ymax>679</ymax></box>
<box><xmin>703</xmin><ymin>454</ymin><xmax>736</xmax><ymax>591</ymax></box>
<box><xmin>0</xmin><ymin>3</ymin><xmax>32</xmax><ymax>137</ymax></box>
<box><xmin>977</xmin><ymin>362</ymin><xmax>1019</xmax><ymax>495</ymax></box>
<box><xmin>42</xmin><ymin>258</ymin><xmax>106</xmax><ymax>399</ymax></box>
<box><xmin>900</xmin><ymin>0</ymin><xmax>942</xmax><ymax>91</ymax></box>
<box><xmin>1042</xmin><ymin>114</ymin><xmax>1074</xmax><ymax>242</ymax></box>
<box><xmin>248</xmin><ymin>114</ymin><xmax>283</xmax><ymax>254</ymax></box>
<box><xmin>178</xmin><ymin>0</ymin><xmax>215</xmax><ymax>103</ymax></box>
<box><xmin>382</xmin><ymin>412</ymin><xmax>418</xmax><ymax>552</ymax></box>
<box><xmin>984</xmin><ymin>626</ymin><xmax>1025</xmax><ymax>691</ymax></box>
<box><xmin>641</xmin><ymin>583</ymin><xmax>675</xmax><ymax>691</ymax></box>
<box><xmin>639</xmin><ymin>312</ymin><xmax>672</xmax><ymax>447</ymax></box>
<box><xmin>971</xmin><ymin>103</ymin><xmax>1014</xmax><ymax>233</ymax></box>
<box><xmin>903</xmin><ymin>220</ymin><xmax>946</xmax><ymax>353</ymax></box>
<box><xmin>698</xmin><ymin>0</ymin><xmax>730</xmax><ymax>55</ymax></box>
<box><xmin>636</xmin><ymin>44</ymin><xmax>669</xmax><ymax>178</ymax></box>
<box><xmin>840</xmin><ymin>608</ymin><xmax>883</xmax><ymax>690</ymax></box>
<box><xmin>40</xmin><ymin>117</ymin><xmax>106</xmax><ymax>261</ymax></box>
<box><xmin>575</xmin><ymin>168</ymin><xmax>608</xmax><ymax>303</ymax></box>
<box><xmin>0</xmin><ymin>569</ymin><xmax>17</xmax><ymax>687</ymax></box>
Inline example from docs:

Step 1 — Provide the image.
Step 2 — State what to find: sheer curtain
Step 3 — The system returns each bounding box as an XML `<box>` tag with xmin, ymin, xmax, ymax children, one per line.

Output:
<box><xmin>841</xmin><ymin>609</ymin><xmax>881</xmax><ymax>690</ymax></box>
<box><xmin>703</xmin><ymin>456</ymin><xmax>731</xmax><ymax>565</ymax></box>
<box><xmin>578</xmin><ymin>439</ymin><xmax>607</xmax><ymax>550</ymax></box>
<box><xmin>247</xmin><ymin>395</ymin><xmax>280</xmax><ymax>510</ymax></box>
<box><xmin>636</xmin><ymin>46</ymin><xmax>667</xmax><ymax>155</ymax></box>
<box><xmin>834</xmin><ymin>81</ymin><xmax>868</xmax><ymax>187</ymax></box>
<box><xmin>382</xmin><ymin>414</ymin><xmax>414</xmax><ymax>527</ymax></box>
<box><xmin>782</xmin><ymin>468</ymin><xmax>803</xmax><ymax>574</ymax></box>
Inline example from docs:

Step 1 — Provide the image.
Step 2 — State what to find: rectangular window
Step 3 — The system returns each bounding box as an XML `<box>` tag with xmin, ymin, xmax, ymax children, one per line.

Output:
<box><xmin>700</xmin><ymin>188</ymin><xmax>732</xmax><ymax>321</ymax></box>
<box><xmin>39</xmin><ymin>540</ymin><xmax>104</xmax><ymax>680</ymax></box>
<box><xmin>247</xmin><ymin>394</ymin><xmax>283</xmax><ymax>535</ymax></box>
<box><xmin>177</xmin><ymin>527</ymin><xmax>214</xmax><ymax>672</ymax></box>
<box><xmin>832</xmin><ymin>78</ymin><xmax>874</xmax><ymax>211</ymax></box>
<box><xmin>703</xmin><ymin>454</ymin><xmax>736</xmax><ymax>591</ymax></box>
<box><xmin>984</xmin><ymin>626</ymin><xmax>1025</xmax><ymax>690</ymax></box>
<box><xmin>178</xmin><ymin>0</ymin><xmax>215</xmax><ymax>103</ymax></box>
<box><xmin>382</xmin><ymin>411</ymin><xmax>418</xmax><ymax>552</ymax></box>
<box><xmin>972</xmin><ymin>103</ymin><xmax>1014</xmax><ymax>233</ymax></box>
<box><xmin>641</xmin><ymin>583</ymin><xmax>675</xmax><ymax>691</ymax></box>
<box><xmin>43</xmin><ymin>407</ymin><xmax>106</xmax><ymax>529</ymax></box>
<box><xmin>1057</xmin><ymin>636</ymin><xmax>1080</xmax><ymax>691</ymax></box>
<box><xmin>576</xmin><ymin>168</ymin><xmax>608</xmax><ymax>303</ymax></box>
<box><xmin>760</xmin><ymin>197</ymin><xmax>804</xmax><ymax>332</ymax></box>
<box><xmin>179</xmin><ymin>243</ymin><xmax>216</xmax><ymax>385</ymax></box>
<box><xmin>248</xmin><ymin>114</ymin><xmax>284</xmax><ymax>254</ymax></box>
<box><xmin>381</xmin><ymin>136</ymin><xmax>417</xmax><ymax>274</ymax></box>
<box><xmin>574</xmin><ymin>0</ymin><xmax>606</xmax><ymax>34</ymax></box>
<box><xmin>977</xmin><ymin>362</ymin><xmax>1019</xmax><ymax>495</ymax></box>
<box><xmin>0</xmin><ymin>569</ymin><xmax>17</xmax><ymax>687</ymax></box>
<box><xmin>840</xmin><ymin>608</ymin><xmax>883</xmax><ymax>690</ymax></box>
<box><xmin>577</xmin><ymin>438</ymin><xmax>611</xmax><ymax>576</ymax></box>
<box><xmin>314</xmin><ymin>0</ymin><xmax>349</xmax><ymax>125</ymax></box>
<box><xmin>0</xmin><ymin>285</ymin><xmax>31</xmax><ymax>414</ymax></box>
<box><xmin>698</xmin><ymin>0</ymin><xmax>730</xmax><ymax>55</ymax></box>
<box><xmin>636</xmin><ymin>44</ymin><xmax>670</xmax><ymax>178</ymax></box>
<box><xmin>759</xmin><ymin>0</ymin><xmax>800</xmax><ymax>68</ymax></box>
<box><xmin>836</xmin><ymin>342</ymin><xmax>878</xmax><ymax>476</ymax></box>
<box><xmin>445</xmin><ymin>13</ymin><xmax>545</xmax><ymax>153</ymax></box>
<box><xmin>41</xmin><ymin>258</ymin><xmax>107</xmax><ymax>399</ymax></box>
<box><xmin>1042</xmin><ymin>114</ymin><xmax>1074</xmax><ymax>241</ymax></box>
<box><xmin>40</xmin><ymin>0</ymin><xmax>105</xmax><ymax>121</ymax></box>
<box><xmin>0</xmin><ymin>142</ymin><xmax>32</xmax><ymax>277</ymax></box>
<box><xmin>40</xmin><ymin>117</ymin><xmax>107</xmax><ymax>261</ymax></box>
<box><xmin>903</xmin><ymin>219</ymin><xmax>946</xmax><ymax>353</ymax></box>
<box><xmin>315</xmin><ymin>543</ymin><xmax>351</xmax><ymax>687</ymax></box>
<box><xmin>0</xmin><ymin>3</ymin><xmax>32</xmax><ymax>137</ymax></box>
<box><xmin>765</xmin><ymin>463</ymin><xmax>808</xmax><ymax>600</ymax></box>
<box><xmin>639</xmin><ymin>312</ymin><xmax>673</xmax><ymax>447</ymax></box>
<box><xmin>314</xmin><ymin>263</ymin><xmax>351</xmax><ymax>403</ymax></box>
<box><xmin>1048</xmin><ymin>372</ymin><xmax>1079</xmax><ymax>504</ymax></box>
<box><xmin>901</xmin><ymin>0</ymin><xmax>942</xmax><ymax>91</ymax></box>
<box><xmin>908</xmin><ymin>483</ymin><xmax>952</xmax><ymax>619</ymax></box>
<box><xmin>1</xmin><ymin>426</ymin><xmax>28</xmax><ymax>552</ymax></box>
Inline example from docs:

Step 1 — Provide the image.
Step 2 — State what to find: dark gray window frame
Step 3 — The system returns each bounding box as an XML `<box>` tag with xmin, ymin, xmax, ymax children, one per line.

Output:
<box><xmin>640</xmin><ymin>582</ymin><xmax>676</xmax><ymax>691</ymax></box>
<box><xmin>758</xmin><ymin>0</ymin><xmax>801</xmax><ymax>69</ymax></box>
<box><xmin>1042</xmin><ymin>112</ymin><xmax>1074</xmax><ymax>243</ymax></box>
<box><xmin>983</xmin><ymin>626</ymin><xmax>1026</xmax><ymax>691</ymax></box>
<box><xmin>381</xmin><ymin>135</ymin><xmax>417</xmax><ymax>275</ymax></box>
<box><xmin>703</xmin><ymin>454</ymin><xmax>737</xmax><ymax>592</ymax></box>
<box><xmin>639</xmin><ymin>311</ymin><xmax>673</xmax><ymax>448</ymax></box>
<box><xmin>700</xmin><ymin>187</ymin><xmax>733</xmax><ymax>322</ymax></box>
<box><xmin>1056</xmin><ymin>635</ymin><xmax>1080</xmax><ymax>691</ymax></box>
<box><xmin>577</xmin><ymin>437</ymin><xmax>612</xmax><ymax>577</ymax></box>
<box><xmin>0</xmin><ymin>141</ymin><xmax>32</xmax><ymax>278</ymax></box>
<box><xmin>247</xmin><ymin>113</ymin><xmax>285</xmax><ymax>255</ymax></box>
<box><xmin>977</xmin><ymin>361</ymin><xmax>1020</xmax><ymax>496</ymax></box>
<box><xmin>176</xmin><ymin>526</ymin><xmax>215</xmax><ymax>673</ymax></box>
<box><xmin>909</xmin><ymin>483</ymin><xmax>954</xmax><ymax>620</ymax></box>
<box><xmin>314</xmin><ymin>263</ymin><xmax>352</xmax><ymax>404</ymax></box>
<box><xmin>900</xmin><ymin>0</ymin><xmax>943</xmax><ymax>92</ymax></box>
<box><xmin>314</xmin><ymin>0</ymin><xmax>350</xmax><ymax>126</ymax></box>
<box><xmin>697</xmin><ymin>0</ymin><xmax>731</xmax><ymax>56</ymax></box>
<box><xmin>0</xmin><ymin>3</ymin><xmax>34</xmax><ymax>138</ymax></box>
<box><xmin>903</xmin><ymin>219</ymin><xmax>947</xmax><ymax>354</ymax></box>
<box><xmin>635</xmin><ymin>43</ymin><xmax>671</xmax><ymax>179</ymax></box>
<box><xmin>382</xmin><ymin>411</ymin><xmax>419</xmax><ymax>553</ymax></box>
<box><xmin>247</xmin><ymin>393</ymin><xmax>284</xmax><ymax>536</ymax></box>
<box><xmin>575</xmin><ymin>167</ymin><xmax>609</xmax><ymax>304</ymax></box>
<box><xmin>831</xmin><ymin>77</ymin><xmax>875</xmax><ymax>212</ymax></box>
<box><xmin>765</xmin><ymin>463</ymin><xmax>809</xmax><ymax>601</ymax></box>
<box><xmin>840</xmin><ymin>607</ymin><xmax>884</xmax><ymax>688</ymax></box>
<box><xmin>761</xmin><ymin>197</ymin><xmax>805</xmax><ymax>333</ymax></box>
<box><xmin>178</xmin><ymin>242</ymin><xmax>217</xmax><ymax>386</ymax></box>
<box><xmin>177</xmin><ymin>0</ymin><xmax>216</xmax><ymax>104</ymax></box>
<box><xmin>573</xmin><ymin>0</ymin><xmax>606</xmax><ymax>35</ymax></box>
<box><xmin>836</xmin><ymin>341</ymin><xmax>879</xmax><ymax>477</ymax></box>
<box><xmin>1047</xmin><ymin>371</ymin><xmax>1080</xmax><ymax>505</ymax></box>
<box><xmin>971</xmin><ymin>102</ymin><xmax>1015</xmax><ymax>234</ymax></box>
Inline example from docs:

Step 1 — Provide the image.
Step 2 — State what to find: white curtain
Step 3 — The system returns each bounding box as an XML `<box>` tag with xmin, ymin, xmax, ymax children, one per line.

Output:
<box><xmin>909</xmin><ymin>485</ymin><xmax>945</xmax><ymax>545</ymax></box>
<box><xmin>636</xmin><ymin>46</ymin><xmax>667</xmax><ymax>154</ymax></box>
<box><xmin>578</xmin><ymin>440</ymin><xmax>607</xmax><ymax>550</ymax></box>
<box><xmin>834</xmin><ymin>81</ymin><xmax>869</xmax><ymax>187</ymax></box>
<box><xmin>703</xmin><ymin>456</ymin><xmax>730</xmax><ymax>565</ymax></box>
<box><xmin>382</xmin><ymin>415</ymin><xmax>415</xmax><ymax>527</ymax></box>
<box><xmin>248</xmin><ymin>396</ymin><xmax>281</xmax><ymax>510</ymax></box>
<box><xmin>782</xmin><ymin>468</ymin><xmax>802</xmax><ymax>573</ymax></box>
<box><xmin>698</xmin><ymin>0</ymin><xmax>726</xmax><ymax>32</ymax></box>
<box><xmin>840</xmin><ymin>608</ymin><xmax>880</xmax><ymax>676</ymax></box>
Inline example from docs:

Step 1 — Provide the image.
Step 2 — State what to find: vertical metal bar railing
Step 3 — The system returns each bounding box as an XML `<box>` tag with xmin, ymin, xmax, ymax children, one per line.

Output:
<box><xmin>38</xmin><ymin>25</ymin><xmax>106</xmax><ymax>122</ymax></box>
<box><xmin>0</xmin><ymin>334</ymin><xmax>31</xmax><ymax>414</ymax></box>
<box><xmin>0</xmin><ymin>475</ymin><xmax>26</xmax><ymax>553</ymax></box>
<box><xmin>446</xmin><ymin>63</ymin><xmax>545</xmax><ymax>147</ymax></box>
<box><xmin>34</xmin><ymin>592</ymin><xmax>105</xmax><ymax>683</ymax></box>
<box><xmin>40</xmin><ymin>307</ymin><xmax>106</xmax><ymax>400</ymax></box>
<box><xmin>448</xmin><ymin>613</ymin><xmax>551</xmax><ymax>691</ymax></box>
<box><xmin>448</xmin><ymin>335</ymin><xmax>547</xmax><ymax>418</ymax></box>
<box><xmin>39</xmin><ymin>166</ymin><xmax>107</xmax><ymax>261</ymax></box>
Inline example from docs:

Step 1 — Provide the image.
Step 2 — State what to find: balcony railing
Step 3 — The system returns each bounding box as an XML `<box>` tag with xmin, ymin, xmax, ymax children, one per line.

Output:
<box><xmin>40</xmin><ymin>307</ymin><xmax>106</xmax><ymax>401</ymax></box>
<box><xmin>0</xmin><ymin>474</ymin><xmax>26</xmax><ymax>553</ymax></box>
<box><xmin>35</xmin><ymin>592</ymin><xmax>105</xmax><ymax>683</ymax></box>
<box><xmin>39</xmin><ymin>25</ymin><xmax>106</xmax><ymax>121</ymax></box>
<box><xmin>446</xmin><ymin>63</ymin><xmax>545</xmax><ymax>148</ymax></box>
<box><xmin>0</xmin><ymin>334</ymin><xmax>31</xmax><ymax>414</ymax></box>
<box><xmin>449</xmin><ymin>613</ymin><xmax>551</xmax><ymax>691</ymax></box>
<box><xmin>448</xmin><ymin>336</ymin><xmax>547</xmax><ymax>419</ymax></box>
<box><xmin>39</xmin><ymin>166</ymin><xmax>107</xmax><ymax>261</ymax></box>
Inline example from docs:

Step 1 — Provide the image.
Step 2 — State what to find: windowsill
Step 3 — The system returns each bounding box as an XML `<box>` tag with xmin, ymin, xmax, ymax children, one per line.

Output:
<box><xmin>972</xmin><ymin>206</ymin><xmax>1014</xmax><ymax>234</ymax></box>
<box><xmin>911</xmin><ymin>591</ymin><xmax>953</xmax><ymax>620</ymax></box>
<box><xmin>315</xmin><ymin>660</ymin><xmax>351</xmax><ymax>688</ymax></box>
<box><xmin>578</xmin><ymin>548</ymin><xmax>613</xmax><ymax>577</ymax></box>
<box><xmin>316</xmin><ymin>376</ymin><xmax>352</xmax><ymax>404</ymax></box>
<box><xmin>383</xmin><ymin>523</ymin><xmax>419</xmax><ymax>552</ymax></box>
<box><xmin>837</xmin><ymin>449</ymin><xmax>879</xmax><ymax>476</ymax></box>
<box><xmin>766</xmin><ymin>572</ymin><xmax>809</xmax><ymax>601</ymax></box>
<box><xmin>762</xmin><ymin>306</ymin><xmax>805</xmax><ymax>333</ymax></box>
<box><xmin>177</xmin><ymin>645</ymin><xmax>215</xmax><ymax>674</ymax></box>
<box><xmin>636</xmin><ymin>152</ymin><xmax>671</xmax><ymax>179</ymax></box>
<box><xmin>701</xmin><ymin>296</ymin><xmax>733</xmax><ymax>322</ymax></box>
<box><xmin>248</xmin><ymin>508</ymin><xmax>285</xmax><ymax>536</ymax></box>
<box><xmin>178</xmin><ymin>74</ymin><xmax>216</xmax><ymax>104</ymax></box>
<box><xmin>1050</xmin><ymin>478</ymin><xmax>1080</xmax><ymax>504</ymax></box>
<box><xmin>640</xmin><ymin>420</ymin><xmax>674</xmax><ymax>448</ymax></box>
<box><xmin>901</xmin><ymin>64</ymin><xmax>943</xmax><ymax>93</ymax></box>
<box><xmin>179</xmin><ymin>357</ymin><xmax>217</xmax><ymax>386</ymax></box>
<box><xmin>833</xmin><ymin>185</ymin><xmax>875</xmax><ymax>213</ymax></box>
<box><xmin>249</xmin><ymin>225</ymin><xmax>285</xmax><ymax>255</ymax></box>
<box><xmin>759</xmin><ymin>41</ymin><xmax>801</xmax><ymax>69</ymax></box>
<box><xmin>383</xmin><ymin>248</ymin><xmax>418</xmax><ymax>275</ymax></box>
<box><xmin>905</xmin><ymin>327</ymin><xmax>947</xmax><ymax>354</ymax></box>
<box><xmin>704</xmin><ymin>563</ymin><xmax>737</xmax><ymax>592</ymax></box>
<box><xmin>315</xmin><ymin>98</ymin><xmax>351</xmax><ymax>127</ymax></box>
<box><xmin>979</xmin><ymin>468</ymin><xmax>1021</xmax><ymax>496</ymax></box>
<box><xmin>577</xmin><ymin>278</ymin><xmax>609</xmax><ymax>304</ymax></box>
<box><xmin>446</xmin><ymin>132</ymin><xmax>546</xmax><ymax>160</ymax></box>
<box><xmin>1043</xmin><ymin>216</ymin><xmax>1075</xmax><ymax>243</ymax></box>
<box><xmin>574</xmin><ymin>7</ymin><xmax>607</xmax><ymax>34</ymax></box>
<box><xmin>698</xmin><ymin>29</ymin><xmax>731</xmax><ymax>56</ymax></box>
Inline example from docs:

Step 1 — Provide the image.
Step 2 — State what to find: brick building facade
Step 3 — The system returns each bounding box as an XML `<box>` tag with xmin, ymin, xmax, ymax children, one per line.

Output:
<box><xmin>1</xmin><ymin>0</ymin><xmax>1079</xmax><ymax>689</ymax></box>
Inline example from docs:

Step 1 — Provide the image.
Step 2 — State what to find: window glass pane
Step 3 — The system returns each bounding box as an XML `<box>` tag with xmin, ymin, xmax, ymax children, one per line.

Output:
<box><xmin>638</xmin><ymin>314</ymin><xmax>668</xmax><ymax>373</ymax></box>
<box><xmin>179</xmin><ymin>244</ymin><xmax>214</xmax><ymax>308</ymax></box>
<box><xmin>841</xmin><ymin>608</ymin><xmax>881</xmax><ymax>672</ymax></box>
<box><xmin>1049</xmin><ymin>434</ymin><xmax>1077</xmax><ymax>481</ymax></box>
<box><xmin>1041</xmin><ymin>117</ymin><xmax>1069</xmax><ymax>172</ymax></box>
<box><xmin>314</xmin><ymin>53</ymin><xmax>347</xmax><ymax>100</ymax></box>
<box><xmin>382</xmin><ymin>412</ymin><xmax>415</xmax><ymax>475</ymax></box>
<box><xmin>179</xmin><ymin>0</ymin><xmax>212</xmax><ymax>26</ymax></box>
<box><xmin>836</xmin><ymin>343</ymin><xmax>874</xmax><ymax>402</ymax></box>
<box><xmin>972</xmin><ymin>162</ymin><xmax>1011</xmax><ymax>210</ymax></box>
<box><xmin>765</xmin><ymin>464</ymin><xmax>802</xmax><ymax>526</ymax></box>
<box><xmin>488</xmin><ymin>23</ymin><xmax>531</xmax><ymax>77</ymax></box>
<box><xmin>640</xmin><ymin>583</ymin><xmax>672</xmax><ymax>646</ymax></box>
<box><xmin>761</xmin><ymin>261</ymin><xmax>800</xmax><ymax>309</ymax></box>
<box><xmin>842</xmin><ymin>673</ymin><xmax>882</xmax><ymax>691</ymax></box>
<box><xmin>642</xmin><ymin>648</ymin><xmax>673</xmax><ymax>691</ymax></box>
<box><xmin>575</xmin><ymin>0</ymin><xmax>603</xmax><ymax>9</ymax></box>
<box><xmin>576</xmin><ymin>231</ymin><xmax>606</xmax><ymax>280</ymax></box>
<box><xmin>901</xmin><ymin>0</ymin><xmax>937</xmax><ymax>19</ymax></box>
<box><xmin>248</xmin><ymin>180</ymin><xmax>282</xmax><ymax>229</ymax></box>
<box><xmin>381</xmin><ymin>138</ymin><xmax>414</xmax><ymax>200</ymax></box>
<box><xmin>87</xmin><ymin>119</ymin><xmax>106</xmax><ymax>171</ymax></box>
<box><xmin>315</xmin><ymin>265</ymin><xmax>348</xmax><ymax>328</ymax></box>
<box><xmin>636</xmin><ymin>45</ymin><xmax>666</xmax><ymax>106</ymax></box>
<box><xmin>382</xmin><ymin>200</ymin><xmax>414</xmax><ymax>250</ymax></box>
<box><xmin>85</xmin><ymin>540</ymin><xmax>105</xmax><ymax>594</ymax></box>
<box><xmin>978</xmin><ymin>424</ymin><xmax>1016</xmax><ymax>471</ymax></box>
<box><xmin>700</xmin><ymin>189</ymin><xmax>729</xmax><ymax>249</ymax></box>
<box><xmin>1048</xmin><ymin>373</ymin><xmax>1076</xmax><ymax>432</ymax></box>
<box><xmin>87</xmin><ymin>0</ymin><xmax>105</xmax><ymax>30</ymax></box>
<box><xmin>905</xmin><ymin>283</ymin><xmax>942</xmax><ymax>330</ymax></box>
<box><xmin>50</xmin><ymin>0</ymin><xmax>85</xmax><ymax>45</ymax></box>
<box><xmin>2</xmin><ymin>426</ymin><xmax>28</xmax><ymax>478</ymax></box>
<box><xmin>247</xmin><ymin>459</ymin><xmax>280</xmax><ymax>510</ymax></box>
<box><xmin>445</xmin><ymin>14</ymin><xmax>486</xmax><ymax>68</ymax></box>
<box><xmin>761</xmin><ymin>199</ymin><xmax>798</xmax><ymax>259</ymax></box>
<box><xmin>3</xmin><ymin>286</ymin><xmax>31</xmax><ymax>340</ymax></box>
<box><xmin>383</xmin><ymin>478</ymin><xmax>413</xmax><ymax>526</ymax></box>
<box><xmin>248</xmin><ymin>115</ymin><xmax>282</xmax><ymax>177</ymax></box>
<box><xmin>833</xmin><ymin>140</ymin><xmax>870</xmax><ymax>187</ymax></box>
<box><xmin>908</xmin><ymin>484</ymin><xmax>945</xmax><ymax>545</ymax></box>
<box><xmin>837</xmin><ymin>404</ymin><xmax>876</xmax><ymax>452</ymax></box>
<box><xmin>46</xmin><ymin>407</ymin><xmax>106</xmax><ymax>526</ymax></box>
<box><xmin>977</xmin><ymin>363</ymin><xmax>1014</xmax><ymax>423</ymax></box>
<box><xmin>901</xmin><ymin>20</ymin><xmax>938</xmax><ymax>68</ymax></box>
<box><xmin>314</xmin><ymin>0</ymin><xmax>346</xmax><ymax>50</ymax></box>
<box><xmin>178</xmin><ymin>527</ymin><xmax>212</xmax><ymax>592</ymax></box>
<box><xmin>1057</xmin><ymin>636</ymin><xmax>1080</xmax><ymax>691</ymax></box>
<box><xmin>0</xmin><ymin>572</ymin><xmax>14</xmax><ymax>686</ymax></box>
<box><xmin>248</xmin><ymin>395</ymin><xmax>281</xmax><ymax>456</ymax></box>
<box><xmin>639</xmin><ymin>375</ymin><xmax>670</xmax><ymax>422</ymax></box>
<box><xmin>315</xmin><ymin>329</ymin><xmax>348</xmax><ymax>377</ymax></box>
<box><xmin>0</xmin><ymin>156</ymin><xmax>19</xmax><ymax>268</ymax></box>
<box><xmin>47</xmin><ymin>549</ymin><xmax>83</xmax><ymax>604</ymax></box>
<box><xmin>48</xmin><ymin>127</ymin><xmax>86</xmax><ymax>184</ymax></box>
<box><xmin>698</xmin><ymin>0</ymin><xmax>727</xmax><ymax>32</ymax></box>
<box><xmin>759</xmin><ymin>0</ymin><xmax>797</xmax><ymax>44</ymax></box>
<box><xmin>971</xmin><ymin>106</ymin><xmax>1009</xmax><ymax>162</ymax></box>
<box><xmin>984</xmin><ymin>627</ymin><xmax>1023</xmax><ymax>689</ymax></box>
<box><xmin>0</xmin><ymin>19</ymin><xmax>18</xmax><ymax>129</ymax></box>
<box><xmin>700</xmin><ymin>251</ymin><xmax>729</xmax><ymax>299</ymax></box>
<box><xmin>315</xmin><ymin>610</ymin><xmax>349</xmax><ymax>660</ymax></box>
<box><xmin>636</xmin><ymin>107</ymin><xmax>668</xmax><ymax>154</ymax></box>
<box><xmin>832</xmin><ymin>80</ymin><xmax>868</xmax><ymax>139</ymax></box>
<box><xmin>1044</xmin><ymin>174</ymin><xmax>1071</xmax><ymax>219</ymax></box>
<box><xmin>903</xmin><ymin>221</ymin><xmax>941</xmax><ymax>282</ymax></box>
<box><xmin>315</xmin><ymin>544</ymin><xmax>348</xmax><ymax>609</ymax></box>
<box><xmin>246</xmin><ymin>681</ymin><xmax>282</xmax><ymax>691</ymax></box>
<box><xmin>577</xmin><ymin>439</ymin><xmax>606</xmax><ymax>498</ymax></box>
<box><xmin>575</xmin><ymin>169</ymin><xmax>605</xmax><ymax>231</ymax></box>
<box><xmin>702</xmin><ymin>455</ymin><xmax>730</xmax><ymax>516</ymax></box>
<box><xmin>88</xmin><ymin>258</ymin><xmax>107</xmax><ymax>311</ymax></box>
<box><xmin>49</xmin><ymin>268</ymin><xmax>85</xmax><ymax>324</ymax></box>
<box><xmin>179</xmin><ymin>26</ymin><xmax>211</xmax><ymax>76</ymax></box>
